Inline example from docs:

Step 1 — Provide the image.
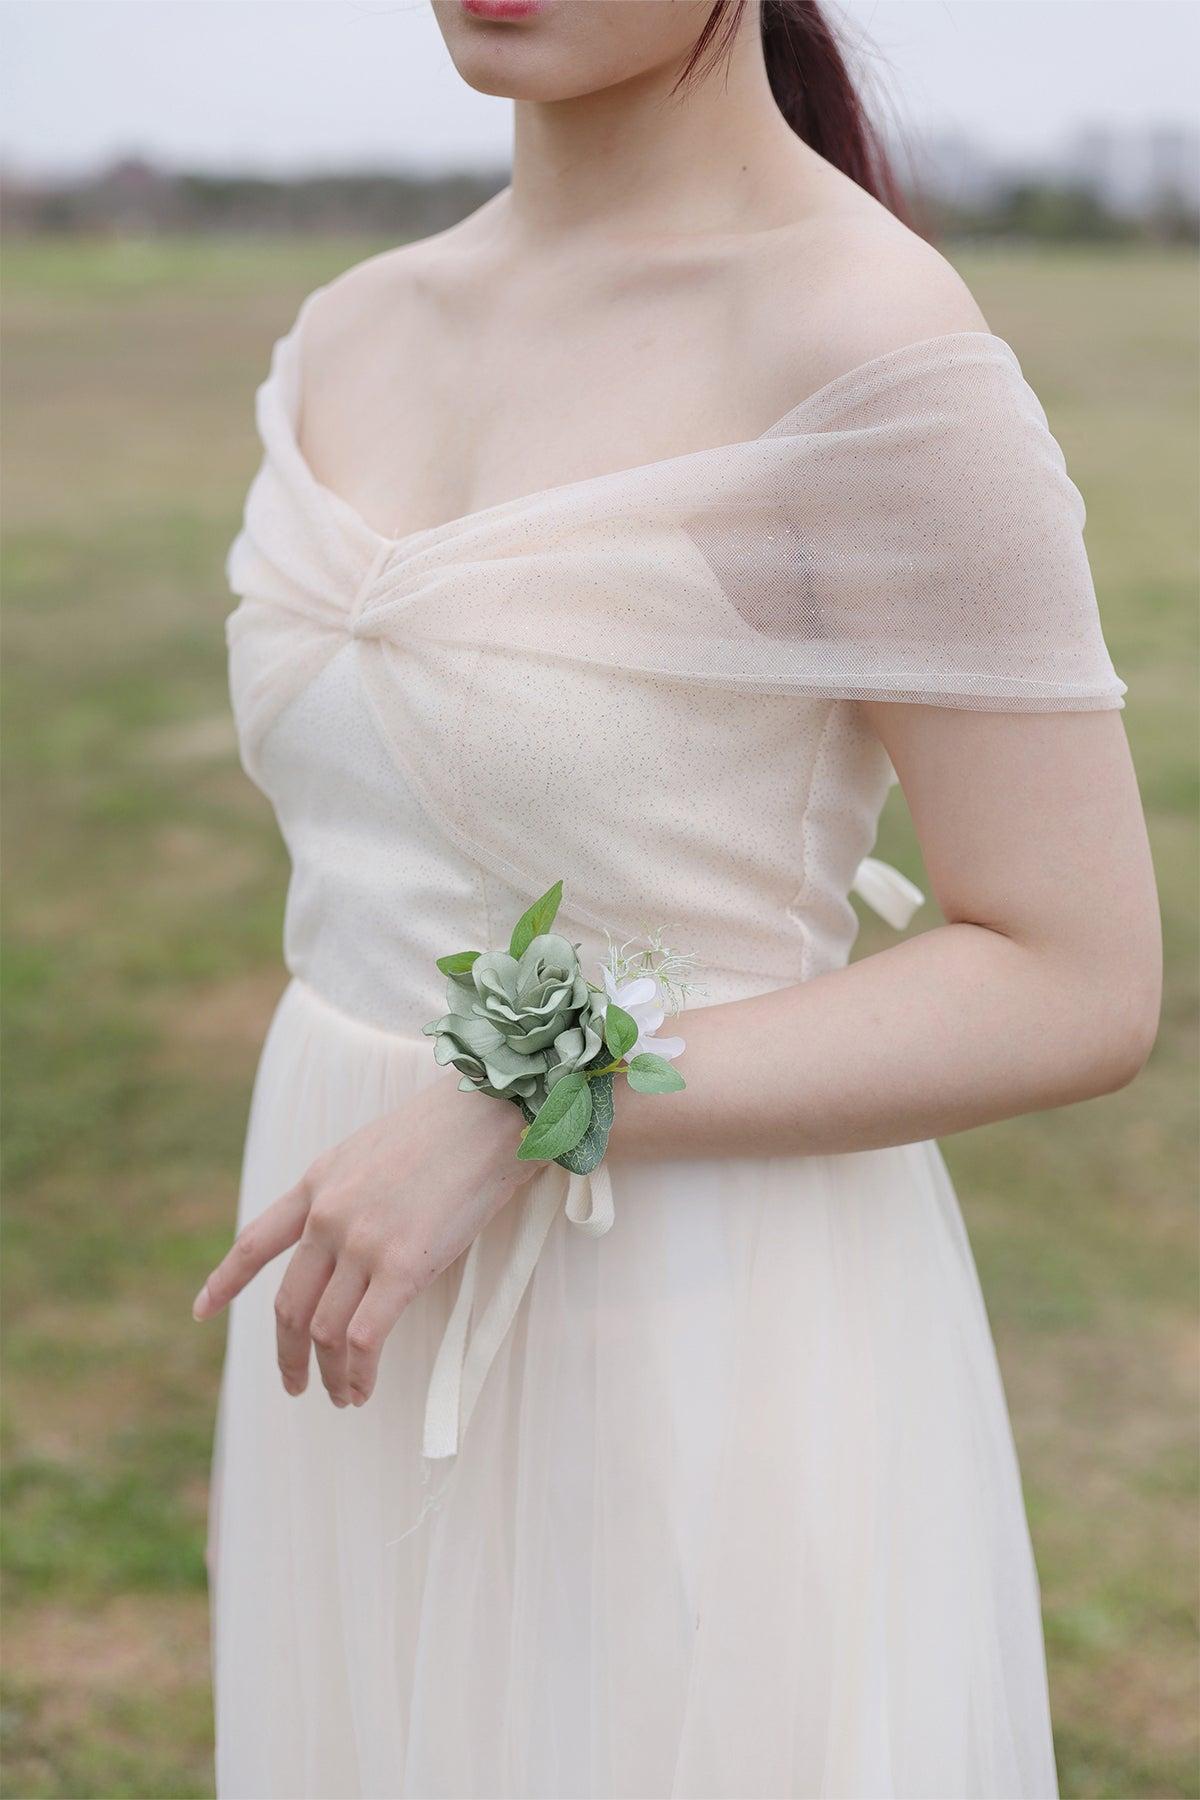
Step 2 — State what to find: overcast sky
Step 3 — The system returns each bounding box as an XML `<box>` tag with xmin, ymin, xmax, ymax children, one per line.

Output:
<box><xmin>3</xmin><ymin>1</ymin><xmax>1198</xmax><ymax>179</ymax></box>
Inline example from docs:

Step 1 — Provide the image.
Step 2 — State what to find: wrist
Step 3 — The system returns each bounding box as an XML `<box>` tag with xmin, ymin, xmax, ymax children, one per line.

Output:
<box><xmin>423</xmin><ymin>882</ymin><xmax>695</xmax><ymax>1178</ymax></box>
<box><xmin>444</xmin><ymin>1075</ymin><xmax>528</xmax><ymax>1185</ymax></box>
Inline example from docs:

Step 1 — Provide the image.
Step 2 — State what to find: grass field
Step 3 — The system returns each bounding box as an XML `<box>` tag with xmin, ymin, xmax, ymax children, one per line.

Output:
<box><xmin>2</xmin><ymin>236</ymin><xmax>1197</xmax><ymax>1799</ymax></box>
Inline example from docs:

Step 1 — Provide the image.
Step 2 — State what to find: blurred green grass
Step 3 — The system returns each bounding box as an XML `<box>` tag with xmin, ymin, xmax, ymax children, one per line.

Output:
<box><xmin>2</xmin><ymin>237</ymin><xmax>1197</xmax><ymax>1799</ymax></box>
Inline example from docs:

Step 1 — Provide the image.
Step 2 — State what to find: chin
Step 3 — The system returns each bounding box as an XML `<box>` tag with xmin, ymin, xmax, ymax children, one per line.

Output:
<box><xmin>433</xmin><ymin>0</ymin><xmax>563</xmax><ymax>100</ymax></box>
<box><xmin>432</xmin><ymin>0</ymin><xmax>705</xmax><ymax>103</ymax></box>
<box><xmin>447</xmin><ymin>43</ymin><xmax>581</xmax><ymax>105</ymax></box>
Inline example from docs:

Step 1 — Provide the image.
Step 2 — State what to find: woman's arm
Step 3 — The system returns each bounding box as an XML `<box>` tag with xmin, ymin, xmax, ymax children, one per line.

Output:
<box><xmin>193</xmin><ymin>706</ymin><xmax>1160</xmax><ymax>1406</ymax></box>
<box><xmin>608</xmin><ymin>705</ymin><xmax>1161</xmax><ymax>1161</ymax></box>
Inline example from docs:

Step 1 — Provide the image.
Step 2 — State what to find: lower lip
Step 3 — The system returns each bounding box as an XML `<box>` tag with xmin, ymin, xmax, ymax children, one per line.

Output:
<box><xmin>461</xmin><ymin>0</ymin><xmax>542</xmax><ymax>17</ymax></box>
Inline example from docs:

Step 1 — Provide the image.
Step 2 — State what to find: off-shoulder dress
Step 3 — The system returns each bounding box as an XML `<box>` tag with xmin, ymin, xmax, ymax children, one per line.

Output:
<box><xmin>208</xmin><ymin>292</ymin><xmax>1126</xmax><ymax>1799</ymax></box>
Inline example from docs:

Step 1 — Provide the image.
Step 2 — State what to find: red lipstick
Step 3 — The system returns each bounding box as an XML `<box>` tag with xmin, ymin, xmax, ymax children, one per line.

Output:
<box><xmin>461</xmin><ymin>0</ymin><xmax>542</xmax><ymax>18</ymax></box>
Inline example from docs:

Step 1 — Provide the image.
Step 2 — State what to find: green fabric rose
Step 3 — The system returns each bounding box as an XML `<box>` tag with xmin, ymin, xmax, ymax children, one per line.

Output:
<box><xmin>531</xmin><ymin>981</ymin><xmax>608</xmax><ymax>1111</ymax></box>
<box><xmin>423</xmin><ymin>932</ymin><xmax>603</xmax><ymax>1103</ymax></box>
<box><xmin>423</xmin><ymin>880</ymin><xmax>688</xmax><ymax>1175</ymax></box>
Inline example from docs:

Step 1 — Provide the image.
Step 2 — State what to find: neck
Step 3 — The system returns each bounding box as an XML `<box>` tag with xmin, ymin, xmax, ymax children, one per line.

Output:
<box><xmin>506</xmin><ymin>22</ymin><xmax>814</xmax><ymax>242</ymax></box>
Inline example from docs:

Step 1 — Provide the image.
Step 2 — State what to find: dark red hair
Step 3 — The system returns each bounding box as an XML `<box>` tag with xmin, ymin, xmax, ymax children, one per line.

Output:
<box><xmin>674</xmin><ymin>0</ymin><xmax>922</xmax><ymax>232</ymax></box>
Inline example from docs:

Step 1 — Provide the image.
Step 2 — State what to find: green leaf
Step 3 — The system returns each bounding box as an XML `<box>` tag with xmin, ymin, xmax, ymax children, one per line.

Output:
<box><xmin>516</xmin><ymin>1071</ymin><xmax>592</xmax><ymax>1161</ymax></box>
<box><xmin>509</xmin><ymin>879</ymin><xmax>564</xmax><ymax>960</ymax></box>
<box><xmin>517</xmin><ymin>1071</ymin><xmax>614</xmax><ymax>1174</ymax></box>
<box><xmin>627</xmin><ymin>1052</ymin><xmax>686</xmax><ymax>1094</ymax></box>
<box><xmin>436</xmin><ymin>949</ymin><xmax>480</xmax><ymax>978</ymax></box>
<box><xmin>560</xmin><ymin>1071</ymin><xmax>614</xmax><ymax>1172</ymax></box>
<box><xmin>603</xmin><ymin>1002</ymin><xmax>638</xmax><ymax>1062</ymax></box>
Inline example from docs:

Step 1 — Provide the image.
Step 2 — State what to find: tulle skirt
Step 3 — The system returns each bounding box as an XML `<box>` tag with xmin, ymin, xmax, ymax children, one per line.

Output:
<box><xmin>207</xmin><ymin>975</ymin><xmax>1058</xmax><ymax>1799</ymax></box>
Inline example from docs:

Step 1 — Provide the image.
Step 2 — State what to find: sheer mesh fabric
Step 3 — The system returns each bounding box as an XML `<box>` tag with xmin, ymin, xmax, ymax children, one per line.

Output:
<box><xmin>228</xmin><ymin>296</ymin><xmax>1125</xmax><ymax>735</ymax></box>
<box><xmin>226</xmin><ymin>294</ymin><xmax>1126</xmax><ymax>972</ymax></box>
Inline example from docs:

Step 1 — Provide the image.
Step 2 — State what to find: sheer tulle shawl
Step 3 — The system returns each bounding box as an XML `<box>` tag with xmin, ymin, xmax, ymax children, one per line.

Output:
<box><xmin>226</xmin><ymin>302</ymin><xmax>1126</xmax><ymax>762</ymax></box>
<box><xmin>225</xmin><ymin>308</ymin><xmax>1126</xmax><ymax>967</ymax></box>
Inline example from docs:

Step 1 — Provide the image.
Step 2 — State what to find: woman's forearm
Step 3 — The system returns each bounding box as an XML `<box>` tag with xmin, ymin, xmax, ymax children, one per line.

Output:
<box><xmin>605</xmin><ymin>921</ymin><xmax>1157</xmax><ymax>1163</ymax></box>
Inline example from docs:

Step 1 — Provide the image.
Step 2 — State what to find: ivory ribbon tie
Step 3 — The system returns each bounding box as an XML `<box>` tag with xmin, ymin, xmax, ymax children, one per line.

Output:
<box><xmin>420</xmin><ymin>854</ymin><xmax>921</xmax><ymax>1463</ymax></box>
<box><xmin>849</xmin><ymin>855</ymin><xmax>925</xmax><ymax>930</ymax></box>
<box><xmin>423</xmin><ymin>1158</ymin><xmax>614</xmax><ymax>1461</ymax></box>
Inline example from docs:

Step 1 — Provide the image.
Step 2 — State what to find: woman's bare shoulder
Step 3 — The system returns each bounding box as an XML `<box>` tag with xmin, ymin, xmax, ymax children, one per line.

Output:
<box><xmin>742</xmin><ymin>201</ymin><xmax>993</xmax><ymax>413</ymax></box>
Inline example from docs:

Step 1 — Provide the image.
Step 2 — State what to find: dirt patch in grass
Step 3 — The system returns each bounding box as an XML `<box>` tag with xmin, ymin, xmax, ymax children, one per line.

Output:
<box><xmin>10</xmin><ymin>1593</ymin><xmax>210</xmax><ymax>1711</ymax></box>
<box><xmin>154</xmin><ymin>965</ymin><xmax>288</xmax><ymax>1071</ymax></box>
<box><xmin>3</xmin><ymin>1594</ymin><xmax>214</xmax><ymax>1800</ymax></box>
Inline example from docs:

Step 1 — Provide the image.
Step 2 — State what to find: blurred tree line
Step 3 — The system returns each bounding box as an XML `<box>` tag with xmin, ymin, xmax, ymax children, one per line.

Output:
<box><xmin>3</xmin><ymin>156</ymin><xmax>1197</xmax><ymax>244</ymax></box>
<box><xmin>940</xmin><ymin>178</ymin><xmax>1199</xmax><ymax>244</ymax></box>
<box><xmin>1</xmin><ymin>161</ymin><xmax>506</xmax><ymax>240</ymax></box>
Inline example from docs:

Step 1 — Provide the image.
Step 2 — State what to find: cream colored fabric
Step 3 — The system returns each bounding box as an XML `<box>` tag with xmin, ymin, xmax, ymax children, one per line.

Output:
<box><xmin>419</xmin><ymin>856</ymin><xmax>921</xmax><ymax>1472</ymax></box>
<box><xmin>227</xmin><ymin>293</ymin><xmax>1124</xmax><ymax>981</ymax></box>
<box><xmin>208</xmin><ymin>287</ymin><xmax>1126</xmax><ymax>1797</ymax></box>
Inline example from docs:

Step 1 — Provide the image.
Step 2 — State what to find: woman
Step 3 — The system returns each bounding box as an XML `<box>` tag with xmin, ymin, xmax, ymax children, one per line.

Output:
<box><xmin>196</xmin><ymin>3</ymin><xmax>1161</xmax><ymax>1795</ymax></box>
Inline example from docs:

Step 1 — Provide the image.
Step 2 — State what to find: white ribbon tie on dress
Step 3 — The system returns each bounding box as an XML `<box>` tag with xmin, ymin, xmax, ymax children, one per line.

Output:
<box><xmin>421</xmin><ymin>853</ymin><xmax>923</xmax><ymax>1464</ymax></box>
<box><xmin>849</xmin><ymin>854</ymin><xmax>926</xmax><ymax>930</ymax></box>
<box><xmin>423</xmin><ymin>1158</ymin><xmax>614</xmax><ymax>1461</ymax></box>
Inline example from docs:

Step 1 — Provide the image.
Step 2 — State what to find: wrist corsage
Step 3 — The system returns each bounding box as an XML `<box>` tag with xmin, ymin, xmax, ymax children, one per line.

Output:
<box><xmin>421</xmin><ymin>880</ymin><xmax>695</xmax><ymax>1172</ymax></box>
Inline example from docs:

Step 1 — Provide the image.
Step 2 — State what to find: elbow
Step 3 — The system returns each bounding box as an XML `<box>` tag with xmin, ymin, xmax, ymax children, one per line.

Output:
<box><xmin>1090</xmin><ymin>1014</ymin><xmax>1159</xmax><ymax>1096</ymax></box>
<box><xmin>1080</xmin><ymin>963</ymin><xmax>1163</xmax><ymax>1097</ymax></box>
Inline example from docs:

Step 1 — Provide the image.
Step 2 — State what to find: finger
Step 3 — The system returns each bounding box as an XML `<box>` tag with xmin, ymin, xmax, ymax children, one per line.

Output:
<box><xmin>274</xmin><ymin>1238</ymin><xmax>335</xmax><ymax>1395</ymax></box>
<box><xmin>193</xmin><ymin>1181</ymin><xmax>310</xmax><ymax>1321</ymax></box>
<box><xmin>345</xmin><ymin>1272</ymin><xmax>413</xmax><ymax>1406</ymax></box>
<box><xmin>310</xmin><ymin>1262</ymin><xmax>370</xmax><ymax>1407</ymax></box>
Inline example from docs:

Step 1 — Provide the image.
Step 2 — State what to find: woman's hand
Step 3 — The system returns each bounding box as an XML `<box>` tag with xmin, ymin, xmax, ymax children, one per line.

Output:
<box><xmin>192</xmin><ymin>1075</ymin><xmax>532</xmax><ymax>1407</ymax></box>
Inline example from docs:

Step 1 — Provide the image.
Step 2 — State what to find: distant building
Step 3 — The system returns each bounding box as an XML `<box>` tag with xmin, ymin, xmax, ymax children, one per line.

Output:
<box><xmin>901</xmin><ymin>119</ymin><xmax>1200</xmax><ymax>220</ymax></box>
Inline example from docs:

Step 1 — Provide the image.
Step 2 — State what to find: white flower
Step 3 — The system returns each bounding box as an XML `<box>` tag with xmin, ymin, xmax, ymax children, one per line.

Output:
<box><xmin>600</xmin><ymin>967</ymin><xmax>685</xmax><ymax>1061</ymax></box>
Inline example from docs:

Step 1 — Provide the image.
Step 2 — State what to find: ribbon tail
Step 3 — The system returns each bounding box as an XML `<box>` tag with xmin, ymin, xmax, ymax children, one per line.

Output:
<box><xmin>457</xmin><ymin>1169</ymin><xmax>562</xmax><ymax>1450</ymax></box>
<box><xmin>421</xmin><ymin>1233</ymin><xmax>482</xmax><ymax>1462</ymax></box>
<box><xmin>851</xmin><ymin>854</ymin><xmax>925</xmax><ymax>931</ymax></box>
<box><xmin>420</xmin><ymin>1158</ymin><xmax>617</xmax><ymax>1466</ymax></box>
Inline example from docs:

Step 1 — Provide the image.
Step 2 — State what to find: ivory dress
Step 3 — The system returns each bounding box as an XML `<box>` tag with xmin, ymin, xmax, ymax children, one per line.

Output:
<box><xmin>209</xmin><ymin>282</ymin><xmax>1127</xmax><ymax>1800</ymax></box>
